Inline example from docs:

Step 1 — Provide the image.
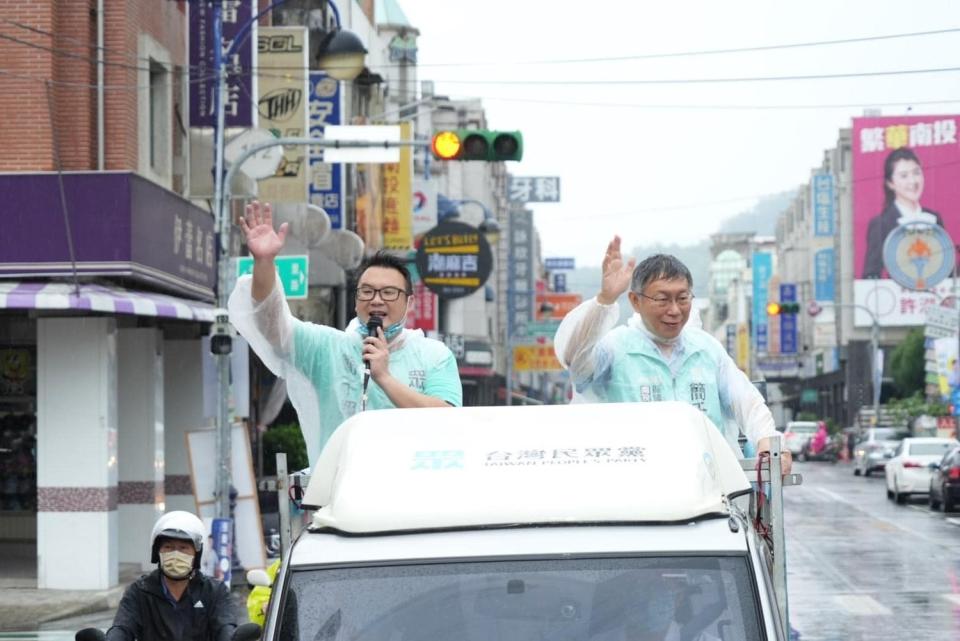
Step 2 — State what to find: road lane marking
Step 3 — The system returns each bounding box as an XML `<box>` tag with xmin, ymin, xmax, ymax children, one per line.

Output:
<box><xmin>811</xmin><ymin>488</ymin><xmax>950</xmax><ymax>547</ymax></box>
<box><xmin>947</xmin><ymin>518</ymin><xmax>960</xmax><ymax>527</ymax></box>
<box><xmin>943</xmin><ymin>594</ymin><xmax>960</xmax><ymax>606</ymax></box>
<box><xmin>831</xmin><ymin>594</ymin><xmax>892</xmax><ymax>616</ymax></box>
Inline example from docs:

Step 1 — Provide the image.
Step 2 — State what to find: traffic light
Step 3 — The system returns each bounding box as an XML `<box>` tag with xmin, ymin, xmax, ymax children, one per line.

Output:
<box><xmin>767</xmin><ymin>302</ymin><xmax>800</xmax><ymax>315</ymax></box>
<box><xmin>431</xmin><ymin>129</ymin><xmax>523</xmax><ymax>161</ymax></box>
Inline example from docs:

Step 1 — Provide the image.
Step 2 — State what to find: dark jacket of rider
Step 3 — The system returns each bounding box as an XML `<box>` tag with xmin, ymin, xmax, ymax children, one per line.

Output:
<box><xmin>105</xmin><ymin>569</ymin><xmax>236</xmax><ymax>641</ymax></box>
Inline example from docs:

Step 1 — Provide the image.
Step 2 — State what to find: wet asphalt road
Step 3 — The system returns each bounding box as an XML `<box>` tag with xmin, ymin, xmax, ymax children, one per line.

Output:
<box><xmin>10</xmin><ymin>459</ymin><xmax>960</xmax><ymax>641</ymax></box>
<box><xmin>786</xmin><ymin>459</ymin><xmax>960</xmax><ymax>641</ymax></box>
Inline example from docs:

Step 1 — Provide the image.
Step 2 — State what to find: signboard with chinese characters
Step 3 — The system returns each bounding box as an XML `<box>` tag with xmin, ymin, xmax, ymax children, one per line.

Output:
<box><xmin>414</xmin><ymin>221</ymin><xmax>493</xmax><ymax>299</ymax></box>
<box><xmin>854</xmin><ymin>278</ymin><xmax>960</xmax><ymax>327</ymax></box>
<box><xmin>536</xmin><ymin>292</ymin><xmax>582</xmax><ymax>321</ymax></box>
<box><xmin>405</xmin><ymin>261</ymin><xmax>438</xmax><ymax>333</ymax></box>
<box><xmin>853</xmin><ymin>115</ymin><xmax>960</xmax><ymax>280</ymax></box>
<box><xmin>509</xmin><ymin>209</ymin><xmax>535</xmax><ymax>338</ymax></box>
<box><xmin>751</xmin><ymin>252</ymin><xmax>772</xmax><ymax>352</ymax></box>
<box><xmin>308</xmin><ymin>72</ymin><xmax>343</xmax><ymax>229</ymax></box>
<box><xmin>814</xmin><ymin>248</ymin><xmax>835</xmax><ymax>302</ymax></box>
<box><xmin>257</xmin><ymin>27</ymin><xmax>309</xmax><ymax>203</ymax></box>
<box><xmin>382</xmin><ymin>122</ymin><xmax>414</xmax><ymax>251</ymax></box>
<box><xmin>189</xmin><ymin>0</ymin><xmax>253</xmax><ymax>127</ymax></box>
<box><xmin>779</xmin><ymin>283</ymin><xmax>798</xmax><ymax>354</ymax></box>
<box><xmin>509</xmin><ymin>176</ymin><xmax>561</xmax><ymax>203</ymax></box>
<box><xmin>812</xmin><ymin>173</ymin><xmax>834</xmax><ymax>237</ymax></box>
<box><xmin>553</xmin><ymin>272</ymin><xmax>566</xmax><ymax>292</ymax></box>
<box><xmin>544</xmin><ymin>257</ymin><xmax>575</xmax><ymax>270</ymax></box>
<box><xmin>512</xmin><ymin>344</ymin><xmax>564</xmax><ymax>372</ymax></box>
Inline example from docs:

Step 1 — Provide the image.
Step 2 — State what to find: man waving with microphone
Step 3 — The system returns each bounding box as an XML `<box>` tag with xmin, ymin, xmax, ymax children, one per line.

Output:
<box><xmin>228</xmin><ymin>201</ymin><xmax>462</xmax><ymax>464</ymax></box>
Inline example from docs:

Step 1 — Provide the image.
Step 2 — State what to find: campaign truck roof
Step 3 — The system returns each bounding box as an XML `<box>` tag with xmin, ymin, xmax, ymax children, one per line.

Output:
<box><xmin>303</xmin><ymin>401</ymin><xmax>751</xmax><ymax>534</ymax></box>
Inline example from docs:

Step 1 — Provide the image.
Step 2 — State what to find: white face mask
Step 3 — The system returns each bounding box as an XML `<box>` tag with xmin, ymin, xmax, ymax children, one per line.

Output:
<box><xmin>159</xmin><ymin>549</ymin><xmax>195</xmax><ymax>579</ymax></box>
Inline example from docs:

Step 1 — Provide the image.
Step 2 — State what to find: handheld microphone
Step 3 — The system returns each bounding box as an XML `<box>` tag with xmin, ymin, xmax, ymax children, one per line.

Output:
<box><xmin>361</xmin><ymin>316</ymin><xmax>383</xmax><ymax>411</ymax></box>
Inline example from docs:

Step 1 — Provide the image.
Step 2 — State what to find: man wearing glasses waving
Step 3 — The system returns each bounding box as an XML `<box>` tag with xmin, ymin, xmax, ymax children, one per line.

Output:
<box><xmin>554</xmin><ymin>236</ymin><xmax>790</xmax><ymax>472</ymax></box>
<box><xmin>229</xmin><ymin>201</ymin><xmax>461</xmax><ymax>465</ymax></box>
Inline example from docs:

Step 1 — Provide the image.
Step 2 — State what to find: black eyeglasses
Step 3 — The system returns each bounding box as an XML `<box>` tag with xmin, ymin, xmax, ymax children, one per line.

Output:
<box><xmin>636</xmin><ymin>292</ymin><xmax>694</xmax><ymax>308</ymax></box>
<box><xmin>356</xmin><ymin>286</ymin><xmax>410</xmax><ymax>302</ymax></box>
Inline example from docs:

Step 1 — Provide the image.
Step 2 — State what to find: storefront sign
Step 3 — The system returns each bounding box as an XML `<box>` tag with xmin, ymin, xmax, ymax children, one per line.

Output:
<box><xmin>854</xmin><ymin>278</ymin><xmax>960</xmax><ymax>327</ymax></box>
<box><xmin>257</xmin><ymin>27</ymin><xmax>309</xmax><ymax>203</ymax></box>
<box><xmin>509</xmin><ymin>210</ymin><xmax>535</xmax><ymax>337</ymax></box>
<box><xmin>382</xmin><ymin>122</ymin><xmax>414</xmax><ymax>251</ymax></box>
<box><xmin>812</xmin><ymin>173</ymin><xmax>834</xmax><ymax>237</ymax></box>
<box><xmin>535</xmin><ymin>292</ymin><xmax>582</xmax><ymax>320</ymax></box>
<box><xmin>0</xmin><ymin>173</ymin><xmax>215</xmax><ymax>299</ymax></box>
<box><xmin>509</xmin><ymin>176</ymin><xmax>561</xmax><ymax>203</ymax></box>
<box><xmin>512</xmin><ymin>344</ymin><xmax>564</xmax><ymax>372</ymax></box>
<box><xmin>308</xmin><ymin>72</ymin><xmax>343</xmax><ymax>229</ymax></box>
<box><xmin>189</xmin><ymin>0</ymin><xmax>253</xmax><ymax>127</ymax></box>
<box><xmin>415</xmin><ymin>221</ymin><xmax>493</xmax><ymax>299</ymax></box>
<box><xmin>752</xmin><ymin>252</ymin><xmax>772</xmax><ymax>352</ymax></box>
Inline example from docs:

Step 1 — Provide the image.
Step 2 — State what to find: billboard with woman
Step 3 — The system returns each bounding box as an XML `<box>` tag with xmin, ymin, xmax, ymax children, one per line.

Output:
<box><xmin>853</xmin><ymin>115</ymin><xmax>960</xmax><ymax>281</ymax></box>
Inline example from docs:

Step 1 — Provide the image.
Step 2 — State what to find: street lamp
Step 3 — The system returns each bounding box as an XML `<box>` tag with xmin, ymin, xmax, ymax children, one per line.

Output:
<box><xmin>314</xmin><ymin>0</ymin><xmax>368</xmax><ymax>81</ymax></box>
<box><xmin>439</xmin><ymin>197</ymin><xmax>500</xmax><ymax>245</ymax></box>
<box><xmin>209</xmin><ymin>0</ymin><xmax>367</xmax><ymax>520</ymax></box>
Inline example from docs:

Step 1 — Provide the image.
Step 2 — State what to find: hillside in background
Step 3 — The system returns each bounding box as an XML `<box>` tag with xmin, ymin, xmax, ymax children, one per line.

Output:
<box><xmin>560</xmin><ymin>190</ymin><xmax>795</xmax><ymax>316</ymax></box>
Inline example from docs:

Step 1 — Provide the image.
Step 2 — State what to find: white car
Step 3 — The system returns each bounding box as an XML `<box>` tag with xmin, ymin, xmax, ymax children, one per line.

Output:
<box><xmin>257</xmin><ymin>402</ymin><xmax>798</xmax><ymax>641</ymax></box>
<box><xmin>783</xmin><ymin>421</ymin><xmax>818</xmax><ymax>457</ymax></box>
<box><xmin>885</xmin><ymin>437</ymin><xmax>959</xmax><ymax>504</ymax></box>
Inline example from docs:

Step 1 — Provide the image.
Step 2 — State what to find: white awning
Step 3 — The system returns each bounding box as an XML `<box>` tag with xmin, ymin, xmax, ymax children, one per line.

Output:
<box><xmin>0</xmin><ymin>281</ymin><xmax>214</xmax><ymax>322</ymax></box>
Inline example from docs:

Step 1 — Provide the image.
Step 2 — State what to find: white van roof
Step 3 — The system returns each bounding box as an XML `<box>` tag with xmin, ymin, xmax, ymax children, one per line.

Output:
<box><xmin>303</xmin><ymin>401</ymin><xmax>750</xmax><ymax>534</ymax></box>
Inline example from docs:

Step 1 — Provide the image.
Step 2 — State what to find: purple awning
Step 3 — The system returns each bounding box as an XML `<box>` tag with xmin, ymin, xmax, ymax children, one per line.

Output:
<box><xmin>0</xmin><ymin>281</ymin><xmax>214</xmax><ymax>322</ymax></box>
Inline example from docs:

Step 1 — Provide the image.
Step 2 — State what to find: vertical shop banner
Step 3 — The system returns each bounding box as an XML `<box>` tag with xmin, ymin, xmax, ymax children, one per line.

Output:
<box><xmin>509</xmin><ymin>210</ymin><xmax>535</xmax><ymax>338</ymax></box>
<box><xmin>812</xmin><ymin>173</ymin><xmax>835</xmax><ymax>237</ymax></box>
<box><xmin>308</xmin><ymin>72</ymin><xmax>343</xmax><ymax>229</ymax></box>
<box><xmin>412</xmin><ymin>179</ymin><xmax>438</xmax><ymax>243</ymax></box>
<box><xmin>189</xmin><ymin>0</ymin><xmax>254</xmax><ymax>127</ymax></box>
<box><xmin>382</xmin><ymin>122</ymin><xmax>414</xmax><ymax>251</ymax></box>
<box><xmin>853</xmin><ymin>115</ymin><xmax>960</xmax><ymax>283</ymax></box>
<box><xmin>780</xmin><ymin>283</ymin><xmax>797</xmax><ymax>354</ymax></box>
<box><xmin>257</xmin><ymin>27</ymin><xmax>308</xmax><ymax>203</ymax></box>
<box><xmin>405</xmin><ymin>262</ymin><xmax>438</xmax><ymax>332</ymax></box>
<box><xmin>814</xmin><ymin>248</ymin><xmax>835</xmax><ymax>301</ymax></box>
<box><xmin>356</xmin><ymin>164</ymin><xmax>383</xmax><ymax>251</ymax></box>
<box><xmin>752</xmin><ymin>252</ymin><xmax>772</xmax><ymax>352</ymax></box>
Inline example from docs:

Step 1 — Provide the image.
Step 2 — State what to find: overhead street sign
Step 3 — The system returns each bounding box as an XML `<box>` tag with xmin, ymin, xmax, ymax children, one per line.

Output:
<box><xmin>237</xmin><ymin>255</ymin><xmax>309</xmax><ymax>299</ymax></box>
<box><xmin>544</xmin><ymin>257</ymin><xmax>575</xmax><ymax>271</ymax></box>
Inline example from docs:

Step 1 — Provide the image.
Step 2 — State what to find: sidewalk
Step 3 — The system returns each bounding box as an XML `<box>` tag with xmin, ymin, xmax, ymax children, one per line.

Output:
<box><xmin>0</xmin><ymin>546</ymin><xmax>138</xmax><ymax>630</ymax></box>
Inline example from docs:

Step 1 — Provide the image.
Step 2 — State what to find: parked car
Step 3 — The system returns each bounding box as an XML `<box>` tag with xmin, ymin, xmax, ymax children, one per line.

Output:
<box><xmin>783</xmin><ymin>421</ymin><xmax>818</xmax><ymax>457</ymax></box>
<box><xmin>928</xmin><ymin>444</ymin><xmax>960</xmax><ymax>512</ymax></box>
<box><xmin>853</xmin><ymin>427</ymin><xmax>909</xmax><ymax>477</ymax></box>
<box><xmin>885</xmin><ymin>437</ymin><xmax>960</xmax><ymax>504</ymax></box>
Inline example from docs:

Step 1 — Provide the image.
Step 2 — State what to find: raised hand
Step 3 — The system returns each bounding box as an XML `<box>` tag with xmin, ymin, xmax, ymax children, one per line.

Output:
<box><xmin>599</xmin><ymin>235</ymin><xmax>636</xmax><ymax>305</ymax></box>
<box><xmin>239</xmin><ymin>200</ymin><xmax>288</xmax><ymax>261</ymax></box>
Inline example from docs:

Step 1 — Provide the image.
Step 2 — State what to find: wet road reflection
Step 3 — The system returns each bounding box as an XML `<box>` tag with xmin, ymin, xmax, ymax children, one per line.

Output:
<box><xmin>787</xmin><ymin>460</ymin><xmax>960</xmax><ymax>640</ymax></box>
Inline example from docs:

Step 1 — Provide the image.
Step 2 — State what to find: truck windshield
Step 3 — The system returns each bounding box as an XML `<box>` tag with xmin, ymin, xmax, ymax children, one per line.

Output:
<box><xmin>276</xmin><ymin>556</ymin><xmax>763</xmax><ymax>641</ymax></box>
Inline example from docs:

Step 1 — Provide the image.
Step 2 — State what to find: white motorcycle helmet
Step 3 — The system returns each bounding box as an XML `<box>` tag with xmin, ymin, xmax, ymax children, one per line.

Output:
<box><xmin>150</xmin><ymin>511</ymin><xmax>206</xmax><ymax>570</ymax></box>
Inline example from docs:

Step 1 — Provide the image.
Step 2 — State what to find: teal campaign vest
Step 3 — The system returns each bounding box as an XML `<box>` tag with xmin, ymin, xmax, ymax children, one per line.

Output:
<box><xmin>590</xmin><ymin>326</ymin><xmax>726</xmax><ymax>433</ymax></box>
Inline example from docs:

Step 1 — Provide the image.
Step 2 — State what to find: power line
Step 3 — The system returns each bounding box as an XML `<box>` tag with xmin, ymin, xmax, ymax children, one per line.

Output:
<box><xmin>413</xmin><ymin>27</ymin><xmax>960</xmax><ymax>67</ymax></box>
<box><xmin>424</xmin><ymin>66</ymin><xmax>960</xmax><ymax>86</ymax></box>
<box><xmin>472</xmin><ymin>95</ymin><xmax>960</xmax><ymax>112</ymax></box>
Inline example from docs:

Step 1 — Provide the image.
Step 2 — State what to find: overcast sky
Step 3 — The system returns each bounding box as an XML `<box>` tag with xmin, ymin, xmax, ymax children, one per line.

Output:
<box><xmin>398</xmin><ymin>0</ymin><xmax>960</xmax><ymax>268</ymax></box>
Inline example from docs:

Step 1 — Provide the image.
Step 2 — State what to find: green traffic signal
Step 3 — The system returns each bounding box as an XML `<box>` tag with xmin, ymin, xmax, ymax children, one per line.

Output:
<box><xmin>431</xmin><ymin>129</ymin><xmax>523</xmax><ymax>161</ymax></box>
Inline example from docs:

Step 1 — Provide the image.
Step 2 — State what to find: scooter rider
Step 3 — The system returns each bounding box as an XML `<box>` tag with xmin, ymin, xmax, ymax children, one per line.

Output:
<box><xmin>104</xmin><ymin>511</ymin><xmax>237</xmax><ymax>641</ymax></box>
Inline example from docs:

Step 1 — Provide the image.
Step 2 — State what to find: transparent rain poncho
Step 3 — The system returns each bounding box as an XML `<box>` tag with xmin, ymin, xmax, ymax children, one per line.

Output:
<box><xmin>228</xmin><ymin>274</ymin><xmax>462</xmax><ymax>464</ymax></box>
<box><xmin>554</xmin><ymin>297</ymin><xmax>777</xmax><ymax>453</ymax></box>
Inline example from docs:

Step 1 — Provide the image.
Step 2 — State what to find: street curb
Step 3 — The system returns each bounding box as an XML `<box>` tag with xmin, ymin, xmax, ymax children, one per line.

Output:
<box><xmin>0</xmin><ymin>584</ymin><xmax>127</xmax><ymax>631</ymax></box>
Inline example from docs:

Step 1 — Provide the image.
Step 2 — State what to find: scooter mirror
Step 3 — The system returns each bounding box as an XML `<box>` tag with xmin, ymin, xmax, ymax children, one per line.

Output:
<box><xmin>76</xmin><ymin>629</ymin><xmax>105</xmax><ymax>641</ymax></box>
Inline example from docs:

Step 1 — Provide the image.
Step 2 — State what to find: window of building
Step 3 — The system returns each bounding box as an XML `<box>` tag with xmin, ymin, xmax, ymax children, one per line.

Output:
<box><xmin>149</xmin><ymin>60</ymin><xmax>167</xmax><ymax>171</ymax></box>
